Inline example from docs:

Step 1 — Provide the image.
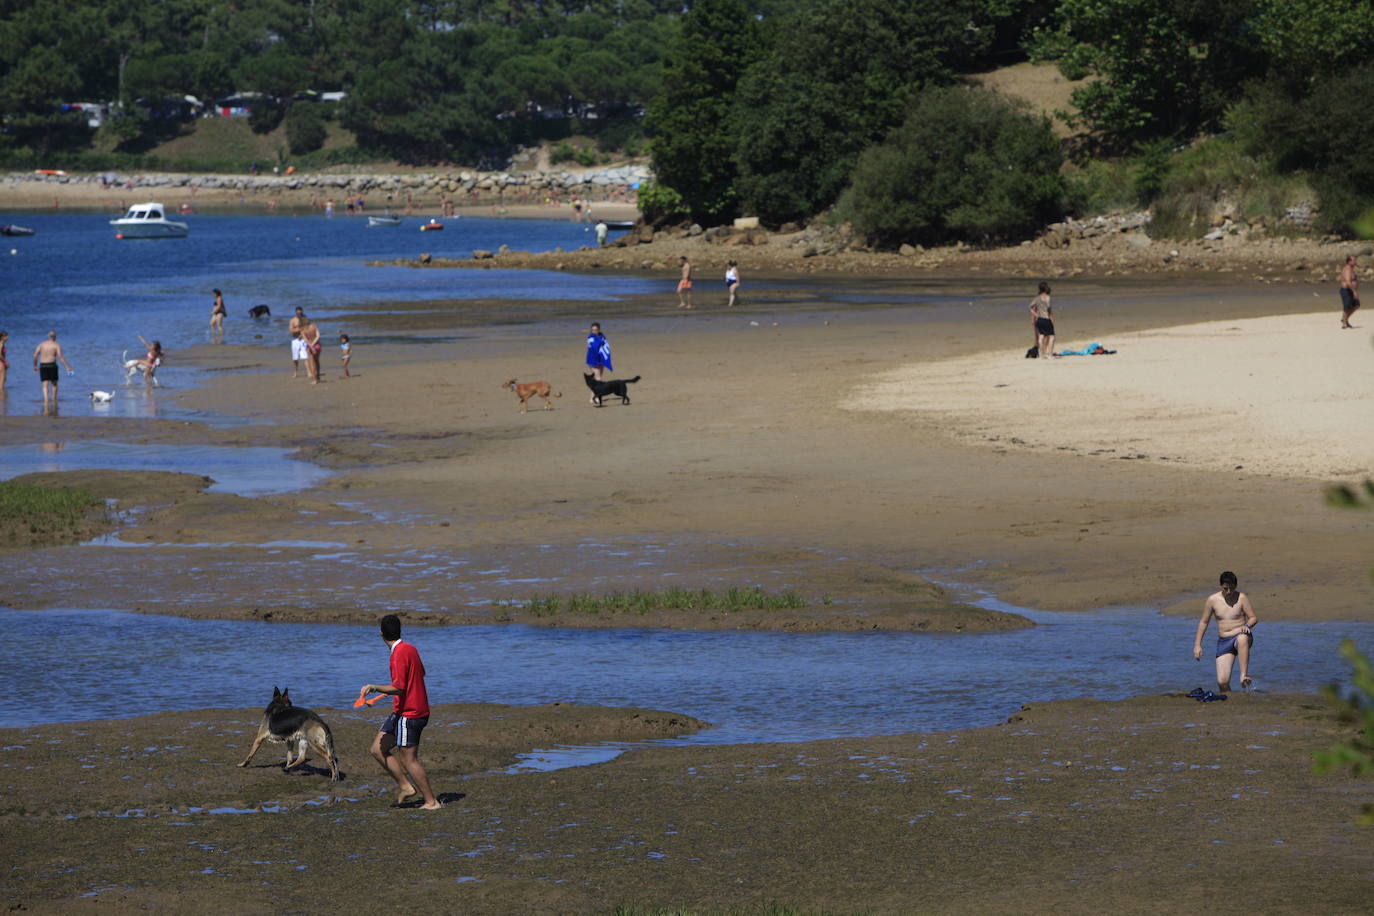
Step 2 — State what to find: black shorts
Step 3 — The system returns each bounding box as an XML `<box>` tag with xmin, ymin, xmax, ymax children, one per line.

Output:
<box><xmin>1035</xmin><ymin>317</ymin><xmax>1055</xmax><ymax>336</ymax></box>
<box><xmin>38</xmin><ymin>362</ymin><xmax>58</xmax><ymax>383</ymax></box>
<box><xmin>1340</xmin><ymin>287</ymin><xmax>1360</xmax><ymax>311</ymax></box>
<box><xmin>380</xmin><ymin>712</ymin><xmax>429</xmax><ymax>748</ymax></box>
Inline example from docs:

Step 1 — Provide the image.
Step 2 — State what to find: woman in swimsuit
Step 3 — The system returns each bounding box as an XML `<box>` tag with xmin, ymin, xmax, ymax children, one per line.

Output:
<box><xmin>135</xmin><ymin>335</ymin><xmax>163</xmax><ymax>384</ymax></box>
<box><xmin>725</xmin><ymin>261</ymin><xmax>741</xmax><ymax>308</ymax></box>
<box><xmin>1029</xmin><ymin>281</ymin><xmax>1055</xmax><ymax>359</ymax></box>
<box><xmin>210</xmin><ymin>289</ymin><xmax>226</xmax><ymax>342</ymax></box>
<box><xmin>300</xmin><ymin>317</ymin><xmax>323</xmax><ymax>384</ymax></box>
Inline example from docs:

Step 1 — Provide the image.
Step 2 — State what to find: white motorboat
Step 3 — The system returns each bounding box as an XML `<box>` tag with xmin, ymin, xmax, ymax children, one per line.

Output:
<box><xmin>367</xmin><ymin>214</ymin><xmax>402</xmax><ymax>227</ymax></box>
<box><xmin>110</xmin><ymin>202</ymin><xmax>188</xmax><ymax>239</ymax></box>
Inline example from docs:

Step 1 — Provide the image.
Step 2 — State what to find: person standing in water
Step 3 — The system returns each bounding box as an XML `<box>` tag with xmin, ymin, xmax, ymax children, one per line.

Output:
<box><xmin>725</xmin><ymin>260</ymin><xmax>741</xmax><ymax>307</ymax></box>
<box><xmin>677</xmin><ymin>256</ymin><xmax>694</xmax><ymax>309</ymax></box>
<box><xmin>0</xmin><ymin>329</ymin><xmax>9</xmax><ymax>392</ymax></box>
<box><xmin>210</xmin><ymin>289</ymin><xmax>227</xmax><ymax>343</ymax></box>
<box><xmin>1193</xmin><ymin>571</ymin><xmax>1258</xmax><ymax>693</ymax></box>
<box><xmin>32</xmin><ymin>330</ymin><xmax>74</xmax><ymax>410</ymax></box>
<box><xmin>1029</xmin><ymin>281</ymin><xmax>1055</xmax><ymax>358</ymax></box>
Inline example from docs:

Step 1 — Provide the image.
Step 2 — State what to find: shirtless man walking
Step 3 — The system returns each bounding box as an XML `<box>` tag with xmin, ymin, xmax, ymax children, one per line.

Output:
<box><xmin>32</xmin><ymin>330</ymin><xmax>74</xmax><ymax>410</ymax></box>
<box><xmin>1339</xmin><ymin>254</ymin><xmax>1360</xmax><ymax>329</ymax></box>
<box><xmin>1193</xmin><ymin>570</ymin><xmax>1258</xmax><ymax>693</ymax></box>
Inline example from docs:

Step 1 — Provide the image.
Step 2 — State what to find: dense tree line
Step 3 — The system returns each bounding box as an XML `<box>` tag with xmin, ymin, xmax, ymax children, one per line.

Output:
<box><xmin>4</xmin><ymin>0</ymin><xmax>1373</xmax><ymax>240</ymax></box>
<box><xmin>0</xmin><ymin>0</ymin><xmax>690</xmax><ymax>162</ymax></box>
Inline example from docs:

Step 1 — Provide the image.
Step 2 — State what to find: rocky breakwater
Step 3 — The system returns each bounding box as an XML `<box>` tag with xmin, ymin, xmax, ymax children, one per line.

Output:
<box><xmin>4</xmin><ymin>163</ymin><xmax>652</xmax><ymax>203</ymax></box>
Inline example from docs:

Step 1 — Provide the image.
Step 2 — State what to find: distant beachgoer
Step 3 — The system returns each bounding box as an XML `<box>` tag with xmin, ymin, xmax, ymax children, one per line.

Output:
<box><xmin>325</xmin><ymin>199</ymin><xmax>335</xmax><ymax>217</ymax></box>
<box><xmin>1339</xmin><ymin>255</ymin><xmax>1360</xmax><ymax>329</ymax></box>
<box><xmin>572</xmin><ymin>199</ymin><xmax>583</xmax><ymax>222</ymax></box>
<box><xmin>300</xmin><ymin>316</ymin><xmax>323</xmax><ymax>384</ymax></box>
<box><xmin>32</xmin><ymin>330</ymin><xmax>73</xmax><ymax>409</ymax></box>
<box><xmin>586</xmin><ymin>322</ymin><xmax>612</xmax><ymax>403</ymax></box>
<box><xmin>1029</xmin><ymin>282</ymin><xmax>1055</xmax><ymax>358</ymax></box>
<box><xmin>677</xmin><ymin>256</ymin><xmax>694</xmax><ymax>309</ymax></box>
<box><xmin>1193</xmin><ymin>571</ymin><xmax>1258</xmax><ymax>693</ymax></box>
<box><xmin>595</xmin><ymin>220</ymin><xmax>608</xmax><ymax>247</ymax></box>
<box><xmin>134</xmin><ymin>335</ymin><xmax>163</xmax><ymax>384</ymax></box>
<box><xmin>289</xmin><ymin>306</ymin><xmax>307</xmax><ymax>378</ymax></box>
<box><xmin>365</xmin><ymin>614</ymin><xmax>442</xmax><ymax>809</ymax></box>
<box><xmin>210</xmin><ymin>289</ymin><xmax>227</xmax><ymax>342</ymax></box>
<box><xmin>725</xmin><ymin>260</ymin><xmax>741</xmax><ymax>307</ymax></box>
<box><xmin>0</xmin><ymin>329</ymin><xmax>9</xmax><ymax>390</ymax></box>
<box><xmin>339</xmin><ymin>333</ymin><xmax>352</xmax><ymax>378</ymax></box>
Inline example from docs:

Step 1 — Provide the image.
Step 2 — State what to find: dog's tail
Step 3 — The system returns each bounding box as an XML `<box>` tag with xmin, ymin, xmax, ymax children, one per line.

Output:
<box><xmin>626</xmin><ymin>376</ymin><xmax>642</xmax><ymax>384</ymax></box>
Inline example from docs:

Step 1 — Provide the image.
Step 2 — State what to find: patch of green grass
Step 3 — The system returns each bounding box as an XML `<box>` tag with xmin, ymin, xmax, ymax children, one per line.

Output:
<box><xmin>505</xmin><ymin>587</ymin><xmax>808</xmax><ymax>618</ymax></box>
<box><xmin>0</xmin><ymin>481</ymin><xmax>104</xmax><ymax>547</ymax></box>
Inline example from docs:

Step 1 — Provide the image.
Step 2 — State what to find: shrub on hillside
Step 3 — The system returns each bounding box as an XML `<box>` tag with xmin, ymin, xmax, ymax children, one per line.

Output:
<box><xmin>249</xmin><ymin>100</ymin><xmax>286</xmax><ymax>135</ymax></box>
<box><xmin>1235</xmin><ymin>66</ymin><xmax>1374</xmax><ymax>234</ymax></box>
<box><xmin>284</xmin><ymin>103</ymin><xmax>327</xmax><ymax>155</ymax></box>
<box><xmin>836</xmin><ymin>87</ymin><xmax>1065</xmax><ymax>249</ymax></box>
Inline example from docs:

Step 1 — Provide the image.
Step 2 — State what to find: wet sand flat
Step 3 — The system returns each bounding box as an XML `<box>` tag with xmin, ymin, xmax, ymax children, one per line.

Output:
<box><xmin>3</xmin><ymin>694</ymin><xmax>1370</xmax><ymax>913</ymax></box>
<box><xmin>2</xmin><ymin>273</ymin><xmax>1368</xmax><ymax>626</ymax></box>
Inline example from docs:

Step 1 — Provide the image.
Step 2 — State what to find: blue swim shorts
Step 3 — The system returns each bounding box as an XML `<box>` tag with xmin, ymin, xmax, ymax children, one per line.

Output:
<box><xmin>380</xmin><ymin>712</ymin><xmax>429</xmax><ymax>748</ymax></box>
<box><xmin>1216</xmin><ymin>631</ymin><xmax>1253</xmax><ymax>657</ymax></box>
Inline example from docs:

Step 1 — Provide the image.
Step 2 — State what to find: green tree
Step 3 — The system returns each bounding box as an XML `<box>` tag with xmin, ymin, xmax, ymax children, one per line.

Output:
<box><xmin>1251</xmin><ymin>0</ymin><xmax>1374</xmax><ymax>88</ymax></box>
<box><xmin>644</xmin><ymin>0</ymin><xmax>761</xmax><ymax>223</ymax></box>
<box><xmin>285</xmin><ymin>102</ymin><xmax>328</xmax><ymax>154</ymax></box>
<box><xmin>837</xmin><ymin>86</ymin><xmax>1064</xmax><ymax>248</ymax></box>
<box><xmin>1037</xmin><ymin>0</ymin><xmax>1265</xmax><ymax>143</ymax></box>
<box><xmin>732</xmin><ymin>0</ymin><xmax>978</xmax><ymax>225</ymax></box>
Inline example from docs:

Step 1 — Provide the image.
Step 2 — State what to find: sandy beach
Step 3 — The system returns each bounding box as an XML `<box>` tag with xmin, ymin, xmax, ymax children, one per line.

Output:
<box><xmin>2</xmin><ymin>232</ymin><xmax>1372</xmax><ymax>909</ymax></box>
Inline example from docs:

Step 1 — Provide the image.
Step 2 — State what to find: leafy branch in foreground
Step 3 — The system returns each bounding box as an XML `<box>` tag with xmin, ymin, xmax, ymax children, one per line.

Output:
<box><xmin>1313</xmin><ymin>639</ymin><xmax>1374</xmax><ymax>825</ymax></box>
<box><xmin>1312</xmin><ymin>477</ymin><xmax>1373</xmax><ymax>824</ymax></box>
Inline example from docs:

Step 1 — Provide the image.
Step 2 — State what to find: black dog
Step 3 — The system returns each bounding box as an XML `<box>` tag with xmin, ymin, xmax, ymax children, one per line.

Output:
<box><xmin>584</xmin><ymin>372</ymin><xmax>641</xmax><ymax>406</ymax></box>
<box><xmin>248</xmin><ymin>305</ymin><xmax>271</xmax><ymax>319</ymax></box>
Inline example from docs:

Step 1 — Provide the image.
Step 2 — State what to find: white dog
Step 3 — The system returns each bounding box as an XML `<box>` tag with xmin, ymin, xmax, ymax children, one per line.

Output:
<box><xmin>90</xmin><ymin>390</ymin><xmax>114</xmax><ymax>403</ymax></box>
<box><xmin>121</xmin><ymin>350</ymin><xmax>158</xmax><ymax>386</ymax></box>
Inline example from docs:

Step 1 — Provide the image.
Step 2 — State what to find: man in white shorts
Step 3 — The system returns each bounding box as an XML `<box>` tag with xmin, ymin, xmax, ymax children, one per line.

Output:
<box><xmin>289</xmin><ymin>306</ymin><xmax>308</xmax><ymax>378</ymax></box>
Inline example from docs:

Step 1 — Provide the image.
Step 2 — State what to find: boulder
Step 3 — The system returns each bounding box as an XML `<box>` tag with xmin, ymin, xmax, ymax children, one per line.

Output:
<box><xmin>898</xmin><ymin>243</ymin><xmax>917</xmax><ymax>257</ymax></box>
<box><xmin>472</xmin><ymin>249</ymin><xmax>494</xmax><ymax>260</ymax></box>
<box><xmin>733</xmin><ymin>216</ymin><xmax>760</xmax><ymax>230</ymax></box>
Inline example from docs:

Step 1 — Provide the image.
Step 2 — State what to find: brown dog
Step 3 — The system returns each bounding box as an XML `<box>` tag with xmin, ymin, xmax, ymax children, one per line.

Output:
<box><xmin>503</xmin><ymin>378</ymin><xmax>561</xmax><ymax>413</ymax></box>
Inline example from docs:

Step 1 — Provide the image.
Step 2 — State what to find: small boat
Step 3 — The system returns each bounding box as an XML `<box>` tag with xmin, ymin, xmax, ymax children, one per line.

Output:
<box><xmin>419</xmin><ymin>218</ymin><xmax>444</xmax><ymax>232</ymax></box>
<box><xmin>602</xmin><ymin>219</ymin><xmax>636</xmax><ymax>230</ymax></box>
<box><xmin>0</xmin><ymin>224</ymin><xmax>35</xmax><ymax>237</ymax></box>
<box><xmin>110</xmin><ymin>202</ymin><xmax>188</xmax><ymax>239</ymax></box>
<box><xmin>368</xmin><ymin>214</ymin><xmax>402</xmax><ymax>227</ymax></box>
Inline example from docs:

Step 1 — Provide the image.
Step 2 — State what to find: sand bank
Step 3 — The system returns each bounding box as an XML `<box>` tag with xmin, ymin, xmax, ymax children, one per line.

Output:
<box><xmin>2</xmin><ymin>274</ymin><xmax>1370</xmax><ymax>626</ymax></box>
<box><xmin>4</xmin><ymin>693</ymin><xmax>1369</xmax><ymax>912</ymax></box>
<box><xmin>855</xmin><ymin>311</ymin><xmax>1374</xmax><ymax>481</ymax></box>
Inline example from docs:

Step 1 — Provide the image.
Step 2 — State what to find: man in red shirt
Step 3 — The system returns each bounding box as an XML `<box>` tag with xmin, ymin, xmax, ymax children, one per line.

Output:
<box><xmin>364</xmin><ymin>614</ymin><xmax>441</xmax><ymax>809</ymax></box>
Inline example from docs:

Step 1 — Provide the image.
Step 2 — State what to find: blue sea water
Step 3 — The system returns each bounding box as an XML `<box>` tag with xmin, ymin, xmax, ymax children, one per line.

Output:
<box><xmin>0</xmin><ymin>209</ymin><xmax>644</xmax><ymax>415</ymax></box>
<box><xmin>5</xmin><ymin>604</ymin><xmax>1371</xmax><ymax>739</ymax></box>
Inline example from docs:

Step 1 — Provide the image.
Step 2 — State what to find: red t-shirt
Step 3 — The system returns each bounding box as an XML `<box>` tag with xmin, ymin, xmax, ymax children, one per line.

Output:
<box><xmin>388</xmin><ymin>640</ymin><xmax>430</xmax><ymax>718</ymax></box>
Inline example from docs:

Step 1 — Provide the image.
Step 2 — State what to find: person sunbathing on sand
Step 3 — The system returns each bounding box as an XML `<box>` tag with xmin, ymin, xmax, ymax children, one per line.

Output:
<box><xmin>1193</xmin><ymin>570</ymin><xmax>1257</xmax><ymax>693</ymax></box>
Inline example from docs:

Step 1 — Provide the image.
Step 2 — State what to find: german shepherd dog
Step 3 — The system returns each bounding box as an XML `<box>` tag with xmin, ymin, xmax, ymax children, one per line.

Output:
<box><xmin>583</xmin><ymin>372</ymin><xmax>641</xmax><ymax>406</ymax></box>
<box><xmin>237</xmin><ymin>686</ymin><xmax>340</xmax><ymax>781</ymax></box>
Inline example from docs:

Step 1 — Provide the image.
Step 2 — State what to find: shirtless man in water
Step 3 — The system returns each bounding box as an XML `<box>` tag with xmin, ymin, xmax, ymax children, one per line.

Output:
<box><xmin>32</xmin><ymin>330</ymin><xmax>73</xmax><ymax>410</ymax></box>
<box><xmin>1193</xmin><ymin>570</ymin><xmax>1258</xmax><ymax>693</ymax></box>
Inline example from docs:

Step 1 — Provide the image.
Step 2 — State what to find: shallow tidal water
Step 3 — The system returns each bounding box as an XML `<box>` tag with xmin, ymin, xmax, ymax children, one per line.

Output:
<box><xmin>6</xmin><ymin>604</ymin><xmax>1371</xmax><ymax>742</ymax></box>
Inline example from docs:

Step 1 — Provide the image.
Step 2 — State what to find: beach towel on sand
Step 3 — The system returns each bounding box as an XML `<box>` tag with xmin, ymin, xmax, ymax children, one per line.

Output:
<box><xmin>1057</xmin><ymin>342</ymin><xmax>1117</xmax><ymax>356</ymax></box>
